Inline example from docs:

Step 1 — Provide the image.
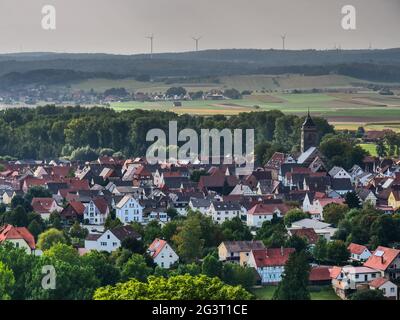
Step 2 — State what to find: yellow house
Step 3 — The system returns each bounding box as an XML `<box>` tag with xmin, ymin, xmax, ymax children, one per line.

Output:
<box><xmin>388</xmin><ymin>191</ymin><xmax>400</xmax><ymax>210</ymax></box>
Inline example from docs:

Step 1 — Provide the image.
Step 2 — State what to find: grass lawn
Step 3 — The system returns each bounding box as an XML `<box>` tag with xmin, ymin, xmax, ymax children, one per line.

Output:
<box><xmin>251</xmin><ymin>286</ymin><xmax>340</xmax><ymax>300</ymax></box>
<box><xmin>359</xmin><ymin>143</ymin><xmax>378</xmax><ymax>156</ymax></box>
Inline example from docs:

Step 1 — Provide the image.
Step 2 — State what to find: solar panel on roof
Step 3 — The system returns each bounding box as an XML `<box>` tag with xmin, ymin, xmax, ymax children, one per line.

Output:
<box><xmin>374</xmin><ymin>250</ymin><xmax>384</xmax><ymax>257</ymax></box>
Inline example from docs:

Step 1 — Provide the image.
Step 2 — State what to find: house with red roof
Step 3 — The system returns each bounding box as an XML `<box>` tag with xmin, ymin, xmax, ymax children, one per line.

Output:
<box><xmin>247</xmin><ymin>247</ymin><xmax>295</xmax><ymax>284</ymax></box>
<box><xmin>31</xmin><ymin>197</ymin><xmax>63</xmax><ymax>220</ymax></box>
<box><xmin>330</xmin><ymin>265</ymin><xmax>381</xmax><ymax>299</ymax></box>
<box><xmin>347</xmin><ymin>243</ymin><xmax>371</xmax><ymax>262</ymax></box>
<box><xmin>60</xmin><ymin>201</ymin><xmax>86</xmax><ymax>224</ymax></box>
<box><xmin>147</xmin><ymin>238</ymin><xmax>179</xmax><ymax>269</ymax></box>
<box><xmin>246</xmin><ymin>203</ymin><xmax>289</xmax><ymax>228</ymax></box>
<box><xmin>307</xmin><ymin>197</ymin><xmax>345</xmax><ymax>220</ymax></box>
<box><xmin>0</xmin><ymin>224</ymin><xmax>36</xmax><ymax>254</ymax></box>
<box><xmin>364</xmin><ymin>246</ymin><xmax>400</xmax><ymax>280</ymax></box>
<box><xmin>369</xmin><ymin>277</ymin><xmax>398</xmax><ymax>300</ymax></box>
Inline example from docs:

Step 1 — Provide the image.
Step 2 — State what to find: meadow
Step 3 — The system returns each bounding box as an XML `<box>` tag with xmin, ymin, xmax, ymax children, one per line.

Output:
<box><xmin>109</xmin><ymin>92</ymin><xmax>400</xmax><ymax>131</ymax></box>
<box><xmin>68</xmin><ymin>74</ymin><xmax>400</xmax><ymax>131</ymax></box>
<box><xmin>251</xmin><ymin>286</ymin><xmax>340</xmax><ymax>300</ymax></box>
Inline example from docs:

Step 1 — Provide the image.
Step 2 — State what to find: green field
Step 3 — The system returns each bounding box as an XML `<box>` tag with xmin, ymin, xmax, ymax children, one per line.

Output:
<box><xmin>109</xmin><ymin>91</ymin><xmax>400</xmax><ymax>130</ymax></box>
<box><xmin>65</xmin><ymin>74</ymin><xmax>400</xmax><ymax>130</ymax></box>
<box><xmin>359</xmin><ymin>143</ymin><xmax>378</xmax><ymax>156</ymax></box>
<box><xmin>251</xmin><ymin>286</ymin><xmax>340</xmax><ymax>300</ymax></box>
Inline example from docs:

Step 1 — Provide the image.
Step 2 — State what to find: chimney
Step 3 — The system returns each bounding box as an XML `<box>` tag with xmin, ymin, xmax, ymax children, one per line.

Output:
<box><xmin>281</xmin><ymin>246</ymin><xmax>284</xmax><ymax>256</ymax></box>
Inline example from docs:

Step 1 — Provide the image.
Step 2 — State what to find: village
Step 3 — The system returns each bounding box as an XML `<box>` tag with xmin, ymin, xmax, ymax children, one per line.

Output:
<box><xmin>0</xmin><ymin>111</ymin><xmax>399</xmax><ymax>300</ymax></box>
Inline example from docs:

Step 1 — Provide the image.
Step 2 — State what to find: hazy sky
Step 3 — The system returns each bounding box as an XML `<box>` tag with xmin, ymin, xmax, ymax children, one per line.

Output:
<box><xmin>1</xmin><ymin>0</ymin><xmax>399</xmax><ymax>54</ymax></box>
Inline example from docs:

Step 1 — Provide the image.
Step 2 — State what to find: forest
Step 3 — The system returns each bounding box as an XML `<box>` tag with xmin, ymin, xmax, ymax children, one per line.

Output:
<box><xmin>0</xmin><ymin>106</ymin><xmax>337</xmax><ymax>161</ymax></box>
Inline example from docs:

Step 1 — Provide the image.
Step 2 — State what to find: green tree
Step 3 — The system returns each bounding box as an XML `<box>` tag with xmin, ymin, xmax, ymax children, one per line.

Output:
<box><xmin>201</xmin><ymin>253</ymin><xmax>223</xmax><ymax>278</ymax></box>
<box><xmin>326</xmin><ymin>240</ymin><xmax>350</xmax><ymax>265</ymax></box>
<box><xmin>28</xmin><ymin>220</ymin><xmax>44</xmax><ymax>240</ymax></box>
<box><xmin>345</xmin><ymin>192</ymin><xmax>361</xmax><ymax>209</ymax></box>
<box><xmin>349</xmin><ymin>289</ymin><xmax>387</xmax><ymax>300</ymax></box>
<box><xmin>221</xmin><ymin>217</ymin><xmax>252</xmax><ymax>241</ymax></box>
<box><xmin>69</xmin><ymin>221</ymin><xmax>88</xmax><ymax>239</ymax></box>
<box><xmin>322</xmin><ymin>203</ymin><xmax>348</xmax><ymax>226</ymax></box>
<box><xmin>172</xmin><ymin>214</ymin><xmax>205</xmax><ymax>263</ymax></box>
<box><xmin>82</xmin><ymin>251</ymin><xmax>120</xmax><ymax>286</ymax></box>
<box><xmin>375</xmin><ymin>140</ymin><xmax>387</xmax><ymax>158</ymax></box>
<box><xmin>273</xmin><ymin>251</ymin><xmax>311</xmax><ymax>300</ymax></box>
<box><xmin>284</xmin><ymin>209</ymin><xmax>309</xmax><ymax>226</ymax></box>
<box><xmin>121</xmin><ymin>254</ymin><xmax>153</xmax><ymax>282</ymax></box>
<box><xmin>313</xmin><ymin>237</ymin><xmax>328</xmax><ymax>263</ymax></box>
<box><xmin>37</xmin><ymin>228</ymin><xmax>67</xmax><ymax>251</ymax></box>
<box><xmin>93</xmin><ymin>275</ymin><xmax>253</xmax><ymax>300</ymax></box>
<box><xmin>0</xmin><ymin>261</ymin><xmax>15</xmax><ymax>300</ymax></box>
<box><xmin>221</xmin><ymin>263</ymin><xmax>256</xmax><ymax>290</ymax></box>
<box><xmin>143</xmin><ymin>220</ymin><xmax>162</xmax><ymax>245</ymax></box>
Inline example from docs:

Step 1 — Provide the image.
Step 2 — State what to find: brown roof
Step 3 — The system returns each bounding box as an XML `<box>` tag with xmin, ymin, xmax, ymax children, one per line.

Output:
<box><xmin>222</xmin><ymin>240</ymin><xmax>265</xmax><ymax>253</ymax></box>
<box><xmin>290</xmin><ymin>228</ymin><xmax>319</xmax><ymax>245</ymax></box>
<box><xmin>309</xmin><ymin>266</ymin><xmax>332</xmax><ymax>281</ymax></box>
<box><xmin>111</xmin><ymin>225</ymin><xmax>141</xmax><ymax>241</ymax></box>
<box><xmin>251</xmin><ymin>248</ymin><xmax>295</xmax><ymax>267</ymax></box>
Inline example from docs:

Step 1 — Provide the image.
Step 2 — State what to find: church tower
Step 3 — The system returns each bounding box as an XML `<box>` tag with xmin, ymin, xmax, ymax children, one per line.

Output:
<box><xmin>301</xmin><ymin>110</ymin><xmax>318</xmax><ymax>153</ymax></box>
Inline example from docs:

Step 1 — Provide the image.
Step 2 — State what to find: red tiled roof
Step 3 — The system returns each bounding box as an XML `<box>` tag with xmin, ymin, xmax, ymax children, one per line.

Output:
<box><xmin>251</xmin><ymin>248</ymin><xmax>295</xmax><ymax>267</ymax></box>
<box><xmin>247</xmin><ymin>203</ymin><xmax>290</xmax><ymax>216</ymax></box>
<box><xmin>309</xmin><ymin>266</ymin><xmax>332</xmax><ymax>281</ymax></box>
<box><xmin>348</xmin><ymin>243</ymin><xmax>368</xmax><ymax>255</ymax></box>
<box><xmin>31</xmin><ymin>197</ymin><xmax>56</xmax><ymax>214</ymax></box>
<box><xmin>148</xmin><ymin>238</ymin><xmax>167</xmax><ymax>259</ymax></box>
<box><xmin>329</xmin><ymin>266</ymin><xmax>342</xmax><ymax>279</ymax></box>
<box><xmin>0</xmin><ymin>224</ymin><xmax>35</xmax><ymax>249</ymax></box>
<box><xmin>369</xmin><ymin>277</ymin><xmax>389</xmax><ymax>288</ymax></box>
<box><xmin>93</xmin><ymin>198</ymin><xmax>109</xmax><ymax>215</ymax></box>
<box><xmin>364</xmin><ymin>246</ymin><xmax>400</xmax><ymax>271</ymax></box>
<box><xmin>290</xmin><ymin>228</ymin><xmax>319</xmax><ymax>245</ymax></box>
<box><xmin>69</xmin><ymin>201</ymin><xmax>86</xmax><ymax>215</ymax></box>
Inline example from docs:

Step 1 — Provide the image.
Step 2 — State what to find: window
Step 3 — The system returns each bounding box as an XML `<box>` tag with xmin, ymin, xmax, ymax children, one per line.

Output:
<box><xmin>107</xmin><ymin>235</ymin><xmax>110</xmax><ymax>239</ymax></box>
<box><xmin>390</xmin><ymin>287</ymin><xmax>395</xmax><ymax>293</ymax></box>
<box><xmin>101</xmin><ymin>242</ymin><xmax>107</xmax><ymax>246</ymax></box>
<box><xmin>355</xmin><ymin>274</ymin><xmax>359</xmax><ymax>279</ymax></box>
<box><xmin>113</xmin><ymin>242</ymin><xmax>117</xmax><ymax>246</ymax></box>
<box><xmin>372</xmin><ymin>273</ymin><xmax>376</xmax><ymax>278</ymax></box>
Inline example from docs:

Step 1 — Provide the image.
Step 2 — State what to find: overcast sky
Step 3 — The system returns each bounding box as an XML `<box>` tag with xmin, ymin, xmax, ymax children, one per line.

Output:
<box><xmin>0</xmin><ymin>0</ymin><xmax>399</xmax><ymax>54</ymax></box>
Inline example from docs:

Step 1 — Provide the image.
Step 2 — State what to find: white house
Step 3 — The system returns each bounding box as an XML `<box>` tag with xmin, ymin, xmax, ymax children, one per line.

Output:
<box><xmin>83</xmin><ymin>198</ymin><xmax>109</xmax><ymax>225</ymax></box>
<box><xmin>229</xmin><ymin>184</ymin><xmax>256</xmax><ymax>196</ymax></box>
<box><xmin>84</xmin><ymin>225</ymin><xmax>141</xmax><ymax>253</ymax></box>
<box><xmin>0</xmin><ymin>224</ymin><xmax>36</xmax><ymax>255</ymax></box>
<box><xmin>331</xmin><ymin>265</ymin><xmax>381</xmax><ymax>299</ymax></box>
<box><xmin>147</xmin><ymin>238</ymin><xmax>179</xmax><ymax>269</ymax></box>
<box><xmin>247</xmin><ymin>248</ymin><xmax>295</xmax><ymax>284</ymax></box>
<box><xmin>246</xmin><ymin>203</ymin><xmax>288</xmax><ymax>228</ymax></box>
<box><xmin>369</xmin><ymin>277</ymin><xmax>398</xmax><ymax>300</ymax></box>
<box><xmin>188</xmin><ymin>198</ymin><xmax>211</xmax><ymax>215</ymax></box>
<box><xmin>329</xmin><ymin>166</ymin><xmax>351</xmax><ymax>179</ymax></box>
<box><xmin>115</xmin><ymin>195</ymin><xmax>144</xmax><ymax>224</ymax></box>
<box><xmin>207</xmin><ymin>201</ymin><xmax>244</xmax><ymax>224</ymax></box>
<box><xmin>347</xmin><ymin>243</ymin><xmax>372</xmax><ymax>262</ymax></box>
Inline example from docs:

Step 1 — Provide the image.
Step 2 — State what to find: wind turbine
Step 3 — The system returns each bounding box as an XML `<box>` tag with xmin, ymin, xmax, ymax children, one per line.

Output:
<box><xmin>146</xmin><ymin>34</ymin><xmax>154</xmax><ymax>59</ymax></box>
<box><xmin>280</xmin><ymin>34</ymin><xmax>286</xmax><ymax>50</ymax></box>
<box><xmin>192</xmin><ymin>36</ymin><xmax>202</xmax><ymax>52</ymax></box>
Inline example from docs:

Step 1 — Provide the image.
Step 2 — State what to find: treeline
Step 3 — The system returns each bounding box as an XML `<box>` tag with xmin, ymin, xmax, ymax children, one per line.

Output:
<box><xmin>257</xmin><ymin>63</ymin><xmax>400</xmax><ymax>83</ymax></box>
<box><xmin>0</xmin><ymin>106</ymin><xmax>334</xmax><ymax>160</ymax></box>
